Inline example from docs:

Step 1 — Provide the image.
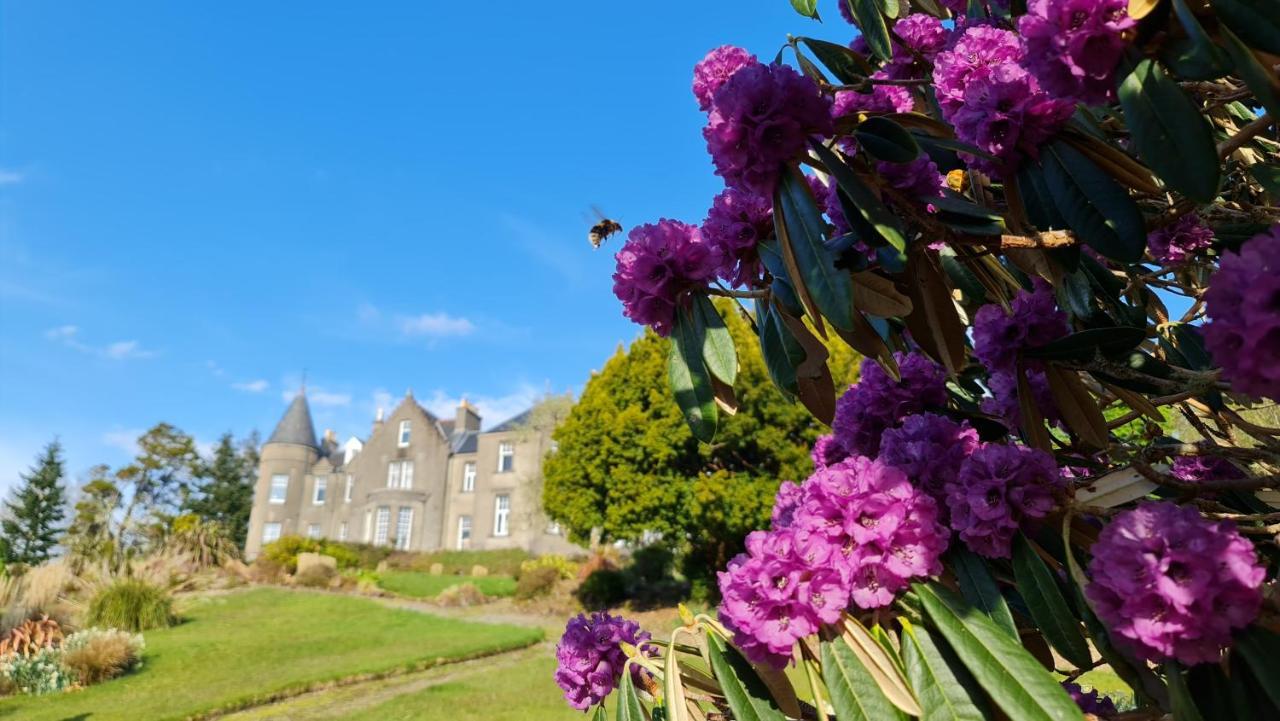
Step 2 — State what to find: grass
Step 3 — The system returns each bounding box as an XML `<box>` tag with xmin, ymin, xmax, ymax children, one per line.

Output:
<box><xmin>377</xmin><ymin>570</ymin><xmax>518</xmax><ymax>599</ymax></box>
<box><xmin>0</xmin><ymin>588</ymin><xmax>542</xmax><ymax>721</ymax></box>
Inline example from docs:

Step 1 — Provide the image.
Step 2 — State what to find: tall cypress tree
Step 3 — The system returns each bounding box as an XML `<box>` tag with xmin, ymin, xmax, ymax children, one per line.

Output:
<box><xmin>2</xmin><ymin>441</ymin><xmax>69</xmax><ymax>565</ymax></box>
<box><xmin>184</xmin><ymin>433</ymin><xmax>255</xmax><ymax>547</ymax></box>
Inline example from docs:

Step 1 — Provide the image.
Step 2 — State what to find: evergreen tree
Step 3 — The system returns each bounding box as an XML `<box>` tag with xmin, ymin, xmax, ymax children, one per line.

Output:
<box><xmin>1</xmin><ymin>441</ymin><xmax>69</xmax><ymax>565</ymax></box>
<box><xmin>184</xmin><ymin>432</ymin><xmax>256</xmax><ymax>547</ymax></box>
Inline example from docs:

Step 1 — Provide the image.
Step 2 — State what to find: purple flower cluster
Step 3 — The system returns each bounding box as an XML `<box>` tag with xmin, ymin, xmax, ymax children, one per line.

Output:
<box><xmin>1171</xmin><ymin>454</ymin><xmax>1244</xmax><ymax>483</ymax></box>
<box><xmin>701</xmin><ymin>187</ymin><xmax>772</xmax><ymax>288</ymax></box>
<box><xmin>1204</xmin><ymin>225</ymin><xmax>1280</xmax><ymax>399</ymax></box>
<box><xmin>933</xmin><ymin>27</ymin><xmax>1073</xmax><ymax>175</ymax></box>
<box><xmin>1147</xmin><ymin>213</ymin><xmax>1215</xmax><ymax>265</ymax></box>
<box><xmin>1019</xmin><ymin>0</ymin><xmax>1135</xmax><ymax>106</ymax></box>
<box><xmin>692</xmin><ymin>45</ymin><xmax>757</xmax><ymax>112</ymax></box>
<box><xmin>947</xmin><ymin>443</ymin><xmax>1063</xmax><ymax>558</ymax></box>
<box><xmin>811</xmin><ymin>434</ymin><xmax>848</xmax><ymax>471</ymax></box>
<box><xmin>885</xmin><ymin>14</ymin><xmax>950</xmax><ymax>80</ymax></box>
<box><xmin>832</xmin><ymin>352</ymin><xmax>950</xmax><ymax>458</ymax></box>
<box><xmin>1062</xmin><ymin>682</ymin><xmax>1118</xmax><ymax>717</ymax></box>
<box><xmin>554</xmin><ymin>612</ymin><xmax>651</xmax><ymax>710</ymax></box>
<box><xmin>1086</xmin><ymin>501</ymin><xmax>1265</xmax><ymax>665</ymax></box>
<box><xmin>704</xmin><ymin>63</ymin><xmax>833</xmax><ymax>196</ymax></box>
<box><xmin>717</xmin><ymin>528</ymin><xmax>848</xmax><ymax>668</ymax></box>
<box><xmin>878</xmin><ymin>156</ymin><xmax>947</xmax><ymax>202</ymax></box>
<box><xmin>973</xmin><ymin>279</ymin><xmax>1070</xmax><ymax>373</ymax></box>
<box><xmin>980</xmin><ymin>367</ymin><xmax>1063</xmax><ymax>430</ymax></box>
<box><xmin>611</xmin><ymin>220</ymin><xmax>719</xmax><ymax>337</ymax></box>
<box><xmin>879</xmin><ymin>413</ymin><xmax>981</xmax><ymax>500</ymax></box>
<box><xmin>833</xmin><ymin>78</ymin><xmax>915</xmax><ymax>117</ymax></box>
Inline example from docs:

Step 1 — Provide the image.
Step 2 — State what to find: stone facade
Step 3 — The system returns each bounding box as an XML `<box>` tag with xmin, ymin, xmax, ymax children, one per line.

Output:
<box><xmin>244</xmin><ymin>390</ymin><xmax>580</xmax><ymax>559</ymax></box>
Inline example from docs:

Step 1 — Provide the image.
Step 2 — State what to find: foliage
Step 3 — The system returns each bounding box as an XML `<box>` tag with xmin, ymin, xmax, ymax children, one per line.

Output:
<box><xmin>575</xmin><ymin>569</ymin><xmax>628</xmax><ymax>611</ymax></box>
<box><xmin>165</xmin><ymin>513</ymin><xmax>241</xmax><ymax>569</ymax></box>
<box><xmin>544</xmin><ymin>302</ymin><xmax>858</xmax><ymax>587</ymax></box>
<box><xmin>557</xmin><ymin>1</ymin><xmax>1280</xmax><ymax>720</ymax></box>
<box><xmin>376</xmin><ymin>570</ymin><xmax>517</xmax><ymax>599</ymax></box>
<box><xmin>61</xmin><ymin>628</ymin><xmax>145</xmax><ymax>686</ymax></box>
<box><xmin>388</xmin><ymin>547</ymin><xmax>534</xmax><ymax>577</ymax></box>
<box><xmin>0</xmin><ymin>441</ymin><xmax>68</xmax><ymax>566</ymax></box>
<box><xmin>518</xmin><ymin>554</ymin><xmax>579</xmax><ymax>581</ymax></box>
<box><xmin>86</xmin><ymin>580</ymin><xmax>176</xmax><ymax>633</ymax></box>
<box><xmin>260</xmin><ymin>535</ymin><xmax>361</xmax><ymax>572</ymax></box>
<box><xmin>0</xmin><ymin>647</ymin><xmax>74</xmax><ymax>696</ymax></box>
<box><xmin>0</xmin><ymin>615</ymin><xmax>63</xmax><ymax>658</ymax></box>
<box><xmin>293</xmin><ymin>563</ymin><xmax>337</xmax><ymax>589</ymax></box>
<box><xmin>182</xmin><ymin>432</ymin><xmax>258</xmax><ymax>549</ymax></box>
<box><xmin>514</xmin><ymin>565</ymin><xmax>561</xmax><ymax>600</ymax></box>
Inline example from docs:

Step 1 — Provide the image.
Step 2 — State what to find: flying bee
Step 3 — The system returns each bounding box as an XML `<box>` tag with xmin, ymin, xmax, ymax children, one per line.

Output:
<box><xmin>587</xmin><ymin>206</ymin><xmax>623</xmax><ymax>249</ymax></box>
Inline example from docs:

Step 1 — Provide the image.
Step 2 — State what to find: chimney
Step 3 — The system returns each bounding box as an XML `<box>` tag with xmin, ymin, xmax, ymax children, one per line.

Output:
<box><xmin>373</xmin><ymin>407</ymin><xmax>385</xmax><ymax>432</ymax></box>
<box><xmin>323</xmin><ymin>429</ymin><xmax>336</xmax><ymax>443</ymax></box>
<box><xmin>456</xmin><ymin>397</ymin><xmax>481</xmax><ymax>432</ymax></box>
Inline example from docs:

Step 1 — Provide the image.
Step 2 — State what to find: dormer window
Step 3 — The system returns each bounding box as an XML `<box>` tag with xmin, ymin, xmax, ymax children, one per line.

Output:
<box><xmin>498</xmin><ymin>441</ymin><xmax>514</xmax><ymax>473</ymax></box>
<box><xmin>398</xmin><ymin>420</ymin><xmax>411</xmax><ymax>447</ymax></box>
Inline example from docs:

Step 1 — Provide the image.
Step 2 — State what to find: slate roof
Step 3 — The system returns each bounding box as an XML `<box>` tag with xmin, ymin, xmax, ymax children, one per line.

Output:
<box><xmin>489</xmin><ymin>409</ymin><xmax>532</xmax><ymax>433</ymax></box>
<box><xmin>267</xmin><ymin>393</ymin><xmax>318</xmax><ymax>448</ymax></box>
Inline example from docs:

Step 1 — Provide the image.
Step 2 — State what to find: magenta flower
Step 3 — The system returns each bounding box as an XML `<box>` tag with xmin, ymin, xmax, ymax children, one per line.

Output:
<box><xmin>878</xmin><ymin>156</ymin><xmax>946</xmax><ymax>202</ymax></box>
<box><xmin>692</xmin><ymin>45</ymin><xmax>757</xmax><ymax>113</ymax></box>
<box><xmin>933</xmin><ymin>26</ymin><xmax>1025</xmax><ymax>118</ymax></box>
<box><xmin>811</xmin><ymin>433</ymin><xmax>849</xmax><ymax>471</ymax></box>
<box><xmin>833</xmin><ymin>75</ymin><xmax>915</xmax><ymax>117</ymax></box>
<box><xmin>1147</xmin><ymin>213</ymin><xmax>1215</xmax><ymax>265</ymax></box>
<box><xmin>1019</xmin><ymin>0</ymin><xmax>1135</xmax><ymax>106</ymax></box>
<box><xmin>832</xmin><ymin>352</ymin><xmax>950</xmax><ymax>458</ymax></box>
<box><xmin>704</xmin><ymin>63</ymin><xmax>833</xmax><ymax>196</ymax></box>
<box><xmin>980</xmin><ymin>367</ymin><xmax>1064</xmax><ymax>431</ymax></box>
<box><xmin>701</xmin><ymin>187</ymin><xmax>772</xmax><ymax>288</ymax></box>
<box><xmin>611</xmin><ymin>219</ymin><xmax>720</xmax><ymax>337</ymax></box>
<box><xmin>973</xmin><ymin>279</ymin><xmax>1070</xmax><ymax>374</ymax></box>
<box><xmin>1086</xmin><ymin>501</ymin><xmax>1265</xmax><ymax>665</ymax></box>
<box><xmin>1063</xmin><ymin>682</ymin><xmax>1118</xmax><ymax>717</ymax></box>
<box><xmin>1171</xmin><ymin>455</ymin><xmax>1245</xmax><ymax>483</ymax></box>
<box><xmin>554</xmin><ymin>612</ymin><xmax>651</xmax><ymax>710</ymax></box>
<box><xmin>717</xmin><ymin>528</ymin><xmax>849</xmax><ymax>668</ymax></box>
<box><xmin>879</xmin><ymin>413</ymin><xmax>980</xmax><ymax>501</ymax></box>
<box><xmin>772</xmin><ymin>480</ymin><xmax>804</xmax><ymax>529</ymax></box>
<box><xmin>1204</xmin><ymin>225</ymin><xmax>1280</xmax><ymax>399</ymax></box>
<box><xmin>885</xmin><ymin>14</ymin><xmax>950</xmax><ymax>80</ymax></box>
<box><xmin>948</xmin><ymin>443</ymin><xmax>1063</xmax><ymax>558</ymax></box>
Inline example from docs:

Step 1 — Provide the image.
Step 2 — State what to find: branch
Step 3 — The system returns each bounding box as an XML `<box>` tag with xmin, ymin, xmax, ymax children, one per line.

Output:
<box><xmin>1131</xmin><ymin>458</ymin><xmax>1279</xmax><ymax>492</ymax></box>
<box><xmin>704</xmin><ymin>287</ymin><xmax>770</xmax><ymax>299</ymax></box>
<box><xmin>951</xmin><ymin>230</ymin><xmax>1078</xmax><ymax>249</ymax></box>
<box><xmin>1217</xmin><ymin>112</ymin><xmax>1275</xmax><ymax>159</ymax></box>
<box><xmin>830</xmin><ymin>77</ymin><xmax>932</xmax><ymax>90</ymax></box>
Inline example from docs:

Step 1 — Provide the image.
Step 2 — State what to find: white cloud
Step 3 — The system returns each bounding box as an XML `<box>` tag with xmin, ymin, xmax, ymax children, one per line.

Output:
<box><xmin>45</xmin><ymin>325</ymin><xmax>155</xmax><ymax>360</ymax></box>
<box><xmin>420</xmin><ymin>383</ymin><xmax>546</xmax><ymax>429</ymax></box>
<box><xmin>233</xmin><ymin>379</ymin><xmax>269</xmax><ymax>393</ymax></box>
<box><xmin>398</xmin><ymin>312</ymin><xmax>475</xmax><ymax>338</ymax></box>
<box><xmin>0</xmin><ymin>169</ymin><xmax>23</xmax><ymax>185</ymax></box>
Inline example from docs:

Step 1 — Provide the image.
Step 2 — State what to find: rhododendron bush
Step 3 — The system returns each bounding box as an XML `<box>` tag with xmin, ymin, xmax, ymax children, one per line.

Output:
<box><xmin>557</xmin><ymin>1</ymin><xmax>1280</xmax><ymax>719</ymax></box>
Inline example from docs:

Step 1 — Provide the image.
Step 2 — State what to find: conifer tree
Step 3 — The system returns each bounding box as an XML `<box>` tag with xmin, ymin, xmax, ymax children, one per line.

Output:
<box><xmin>184</xmin><ymin>432</ymin><xmax>256</xmax><ymax>547</ymax></box>
<box><xmin>1</xmin><ymin>441</ymin><xmax>69</xmax><ymax>565</ymax></box>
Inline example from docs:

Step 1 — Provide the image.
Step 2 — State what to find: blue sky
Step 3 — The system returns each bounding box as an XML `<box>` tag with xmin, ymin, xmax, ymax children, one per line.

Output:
<box><xmin>0</xmin><ymin>1</ymin><xmax>858</xmax><ymax>493</ymax></box>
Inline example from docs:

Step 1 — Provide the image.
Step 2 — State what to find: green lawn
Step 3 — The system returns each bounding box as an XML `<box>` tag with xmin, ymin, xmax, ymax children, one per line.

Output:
<box><xmin>0</xmin><ymin>588</ymin><xmax>541</xmax><ymax>721</ymax></box>
<box><xmin>377</xmin><ymin>570</ymin><xmax>517</xmax><ymax>599</ymax></box>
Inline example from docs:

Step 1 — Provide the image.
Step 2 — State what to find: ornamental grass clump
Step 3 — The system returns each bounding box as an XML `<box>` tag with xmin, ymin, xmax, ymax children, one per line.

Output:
<box><xmin>557</xmin><ymin>1</ymin><xmax>1280</xmax><ymax>719</ymax></box>
<box><xmin>86</xmin><ymin>579</ymin><xmax>176</xmax><ymax>632</ymax></box>
<box><xmin>61</xmin><ymin>628</ymin><xmax>145</xmax><ymax>685</ymax></box>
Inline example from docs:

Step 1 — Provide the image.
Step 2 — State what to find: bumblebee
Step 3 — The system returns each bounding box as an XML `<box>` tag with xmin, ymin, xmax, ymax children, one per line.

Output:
<box><xmin>587</xmin><ymin>208</ymin><xmax>623</xmax><ymax>249</ymax></box>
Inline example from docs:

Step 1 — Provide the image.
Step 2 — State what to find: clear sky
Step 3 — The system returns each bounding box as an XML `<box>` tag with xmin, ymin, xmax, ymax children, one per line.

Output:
<box><xmin>0</xmin><ymin>2</ymin><xmax>858</xmax><ymax>493</ymax></box>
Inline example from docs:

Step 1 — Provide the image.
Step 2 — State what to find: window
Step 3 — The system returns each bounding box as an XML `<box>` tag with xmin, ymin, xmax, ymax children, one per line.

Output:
<box><xmin>307</xmin><ymin>523</ymin><xmax>321</xmax><ymax>539</ymax></box>
<box><xmin>398</xmin><ymin>420</ymin><xmax>411</xmax><ymax>447</ymax></box>
<box><xmin>363</xmin><ymin>510</ymin><xmax>372</xmax><ymax>542</ymax></box>
<box><xmin>387</xmin><ymin>461</ymin><xmax>414</xmax><ymax>489</ymax></box>
<box><xmin>462</xmin><ymin>462</ymin><xmax>476</xmax><ymax>493</ymax></box>
<box><xmin>269</xmin><ymin>474</ymin><xmax>288</xmax><ymax>504</ymax></box>
<box><xmin>374</xmin><ymin>506</ymin><xmax>391</xmax><ymax>546</ymax></box>
<box><xmin>498</xmin><ymin>442</ymin><xmax>514</xmax><ymax>473</ymax></box>
<box><xmin>493</xmin><ymin>494</ymin><xmax>511</xmax><ymax>537</ymax></box>
<box><xmin>395</xmin><ymin>507</ymin><xmax>413</xmax><ymax>550</ymax></box>
<box><xmin>344</xmin><ymin>474</ymin><xmax>353</xmax><ymax>503</ymax></box>
<box><xmin>457</xmin><ymin>516</ymin><xmax>472</xmax><ymax>550</ymax></box>
<box><xmin>338</xmin><ymin>522</ymin><xmax>348</xmax><ymax>541</ymax></box>
<box><xmin>313</xmin><ymin>475</ymin><xmax>327</xmax><ymax>505</ymax></box>
<box><xmin>262</xmin><ymin>522</ymin><xmax>282</xmax><ymax>543</ymax></box>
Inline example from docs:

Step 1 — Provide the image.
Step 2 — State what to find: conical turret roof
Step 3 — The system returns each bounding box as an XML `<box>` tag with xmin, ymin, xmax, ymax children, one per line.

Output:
<box><xmin>267</xmin><ymin>391</ymin><xmax>318</xmax><ymax>448</ymax></box>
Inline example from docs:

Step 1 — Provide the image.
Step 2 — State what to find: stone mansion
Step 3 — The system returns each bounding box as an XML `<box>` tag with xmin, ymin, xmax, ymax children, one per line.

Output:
<box><xmin>244</xmin><ymin>389</ymin><xmax>581</xmax><ymax>559</ymax></box>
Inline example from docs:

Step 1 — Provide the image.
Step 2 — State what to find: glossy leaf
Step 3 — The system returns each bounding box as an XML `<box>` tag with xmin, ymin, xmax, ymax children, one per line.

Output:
<box><xmin>664</xmin><ymin>633</ymin><xmax>690</xmax><ymax>721</ymax></box>
<box><xmin>669</xmin><ymin>307</ymin><xmax>718</xmax><ymax>442</ymax></box>
<box><xmin>800</xmin><ymin>37</ymin><xmax>874</xmax><ymax>84</ymax></box>
<box><xmin>1118</xmin><ymin>57</ymin><xmax>1220</xmax><ymax>203</ymax></box>
<box><xmin>777</xmin><ymin>169</ymin><xmax>858</xmax><ymax>332</ymax></box>
<box><xmin>1166</xmin><ymin>662</ymin><xmax>1207</xmax><ymax>721</ymax></box>
<box><xmin>820</xmin><ymin>637</ymin><xmax>907</xmax><ymax>721</ymax></box>
<box><xmin>1041</xmin><ymin>141</ymin><xmax>1146</xmax><ymax>263</ymax></box>
<box><xmin>1044</xmin><ymin>365</ymin><xmax>1110</xmax><ymax>449</ymax></box>
<box><xmin>902</xmin><ymin>252</ymin><xmax>967</xmax><ymax>375</ymax></box>
<box><xmin>692</xmin><ymin>295</ymin><xmax>737</xmax><ymax>386</ymax></box>
<box><xmin>1164</xmin><ymin>0</ymin><xmax>1233</xmax><ymax>80</ymax></box>
<box><xmin>900</xmin><ymin>619</ymin><xmax>990</xmax><ymax>721</ymax></box>
<box><xmin>841</xmin><ymin>616</ymin><xmax>922</xmax><ymax>716</ymax></box>
<box><xmin>1012</xmin><ymin>535</ymin><xmax>1092</xmax><ymax>669</ymax></box>
<box><xmin>1024</xmin><ymin>326</ymin><xmax>1146</xmax><ymax>362</ymax></box>
<box><xmin>856</xmin><ymin>117</ymin><xmax>920</xmax><ymax>163</ymax></box>
<box><xmin>1212</xmin><ymin>0</ymin><xmax>1280</xmax><ymax>55</ymax></box>
<box><xmin>617</xmin><ymin>671</ymin><xmax>646</xmax><ymax>721</ymax></box>
<box><xmin>949</xmin><ymin>548</ymin><xmax>1017</xmax><ymax>638</ymax></box>
<box><xmin>706</xmin><ymin>633</ymin><xmax>787</xmax><ymax>721</ymax></box>
<box><xmin>847</xmin><ymin>0</ymin><xmax>893</xmax><ymax>61</ymax></box>
<box><xmin>914</xmin><ymin>583</ymin><xmax>1085</xmax><ymax>721</ymax></box>
<box><xmin>594</xmin><ymin>704</ymin><xmax>608</xmax><ymax>721</ymax></box>
<box><xmin>851</xmin><ymin>271</ymin><xmax>912</xmax><ymax>317</ymax></box>
<box><xmin>1220</xmin><ymin>25</ymin><xmax>1280</xmax><ymax>120</ymax></box>
<box><xmin>1234</xmin><ymin>626</ymin><xmax>1280</xmax><ymax>711</ymax></box>
<box><xmin>756</xmin><ymin>301</ymin><xmax>802</xmax><ymax>396</ymax></box>
<box><xmin>790</xmin><ymin>0</ymin><xmax>821</xmax><ymax>19</ymax></box>
<box><xmin>811</xmin><ymin>140</ymin><xmax>909</xmax><ymax>254</ymax></box>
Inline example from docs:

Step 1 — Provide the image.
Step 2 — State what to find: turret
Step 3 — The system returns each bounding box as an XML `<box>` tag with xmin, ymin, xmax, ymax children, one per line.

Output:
<box><xmin>245</xmin><ymin>389</ymin><xmax>321</xmax><ymax>558</ymax></box>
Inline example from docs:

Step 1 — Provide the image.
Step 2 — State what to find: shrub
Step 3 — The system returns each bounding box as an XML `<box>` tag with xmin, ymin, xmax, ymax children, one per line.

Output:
<box><xmin>0</xmin><ymin>648</ymin><xmax>74</xmax><ymax>695</ymax></box>
<box><xmin>0</xmin><ymin>615</ymin><xmax>63</xmax><ymax>657</ymax></box>
<box><xmin>518</xmin><ymin>554</ymin><xmax>579</xmax><ymax>581</ymax></box>
<box><xmin>434</xmin><ymin>583</ymin><xmax>487</xmax><ymax>607</ymax></box>
<box><xmin>61</xmin><ymin>628</ymin><xmax>144</xmax><ymax>685</ymax></box>
<box><xmin>575</xmin><ymin>569</ymin><xmax>627</xmax><ymax>611</ymax></box>
<box><xmin>166</xmin><ymin>514</ymin><xmax>240</xmax><ymax>569</ymax></box>
<box><xmin>514</xmin><ymin>565</ymin><xmax>560</xmax><ymax>600</ymax></box>
<box><xmin>260</xmin><ymin>536</ymin><xmax>361</xmax><ymax>572</ymax></box>
<box><xmin>86</xmin><ymin>580</ymin><xmax>176</xmax><ymax>632</ymax></box>
<box><xmin>248</xmin><ymin>556</ymin><xmax>286</xmax><ymax>584</ymax></box>
<box><xmin>404</xmin><ymin>548</ymin><xmax>532</xmax><ymax>577</ymax></box>
<box><xmin>294</xmin><ymin>564</ymin><xmax>336</xmax><ymax>589</ymax></box>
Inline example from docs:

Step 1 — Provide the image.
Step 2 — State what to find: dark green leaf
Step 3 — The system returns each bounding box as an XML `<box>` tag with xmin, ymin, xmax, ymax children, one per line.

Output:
<box><xmin>821</xmin><ymin>637</ymin><xmax>907</xmax><ymax>721</ymax></box>
<box><xmin>1220</xmin><ymin>25</ymin><xmax>1280</xmax><ymax>120</ymax></box>
<box><xmin>855</xmin><ymin>117</ymin><xmax>920</xmax><ymax>163</ymax></box>
<box><xmin>706</xmin><ymin>633</ymin><xmax>787</xmax><ymax>721</ymax></box>
<box><xmin>1016</xmin><ymin>162</ymin><xmax>1068</xmax><ymax>231</ymax></box>
<box><xmin>914</xmin><ymin>583</ymin><xmax>1084</xmax><ymax>721</ymax></box>
<box><xmin>1118</xmin><ymin>57</ymin><xmax>1220</xmax><ymax>203</ymax></box>
<box><xmin>949</xmin><ymin>548</ymin><xmax>1017</xmax><ymax>638</ymax></box>
<box><xmin>594</xmin><ymin>703</ymin><xmax>608</xmax><ymax>721</ymax></box>
<box><xmin>931</xmin><ymin>191</ymin><xmax>1008</xmax><ymax>236</ymax></box>
<box><xmin>776</xmin><ymin>169</ymin><xmax>858</xmax><ymax>332</ymax></box>
<box><xmin>1250</xmin><ymin>162</ymin><xmax>1280</xmax><ymax>198</ymax></box>
<box><xmin>669</xmin><ymin>306</ymin><xmax>718</xmax><ymax>442</ymax></box>
<box><xmin>756</xmin><ymin>301</ymin><xmax>802</xmax><ymax>396</ymax></box>
<box><xmin>1055</xmin><ymin>268</ymin><xmax>1094</xmax><ymax>320</ymax></box>
<box><xmin>847</xmin><ymin>0</ymin><xmax>893</xmax><ymax>61</ymax></box>
<box><xmin>790</xmin><ymin>0</ymin><xmax>821</xmax><ymax>19</ymax></box>
<box><xmin>692</xmin><ymin>294</ymin><xmax>737</xmax><ymax>386</ymax></box>
<box><xmin>1212</xmin><ymin>0</ymin><xmax>1280</xmax><ymax>55</ymax></box>
<box><xmin>800</xmin><ymin>37</ymin><xmax>873</xmax><ymax>84</ymax></box>
<box><xmin>914</xmin><ymin>134</ymin><xmax>999</xmax><ymax>163</ymax></box>
<box><xmin>617</xmin><ymin>670</ymin><xmax>646</xmax><ymax>721</ymax></box>
<box><xmin>1023</xmin><ymin>326</ymin><xmax>1146</xmax><ymax>362</ymax></box>
<box><xmin>900</xmin><ymin>620</ymin><xmax>990</xmax><ymax>721</ymax></box>
<box><xmin>939</xmin><ymin>251</ymin><xmax>988</xmax><ymax>304</ymax></box>
<box><xmin>1012</xmin><ymin>535</ymin><xmax>1092</xmax><ymax>669</ymax></box>
<box><xmin>1234</xmin><ymin>625</ymin><xmax>1280</xmax><ymax>711</ymax></box>
<box><xmin>1041</xmin><ymin>141</ymin><xmax>1147</xmax><ymax>263</ymax></box>
<box><xmin>1163</xmin><ymin>0</ymin><xmax>1233</xmax><ymax>80</ymax></box>
<box><xmin>1166</xmin><ymin>662</ymin><xmax>1207</xmax><ymax>721</ymax></box>
<box><xmin>810</xmin><ymin>140</ymin><xmax>909</xmax><ymax>254</ymax></box>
